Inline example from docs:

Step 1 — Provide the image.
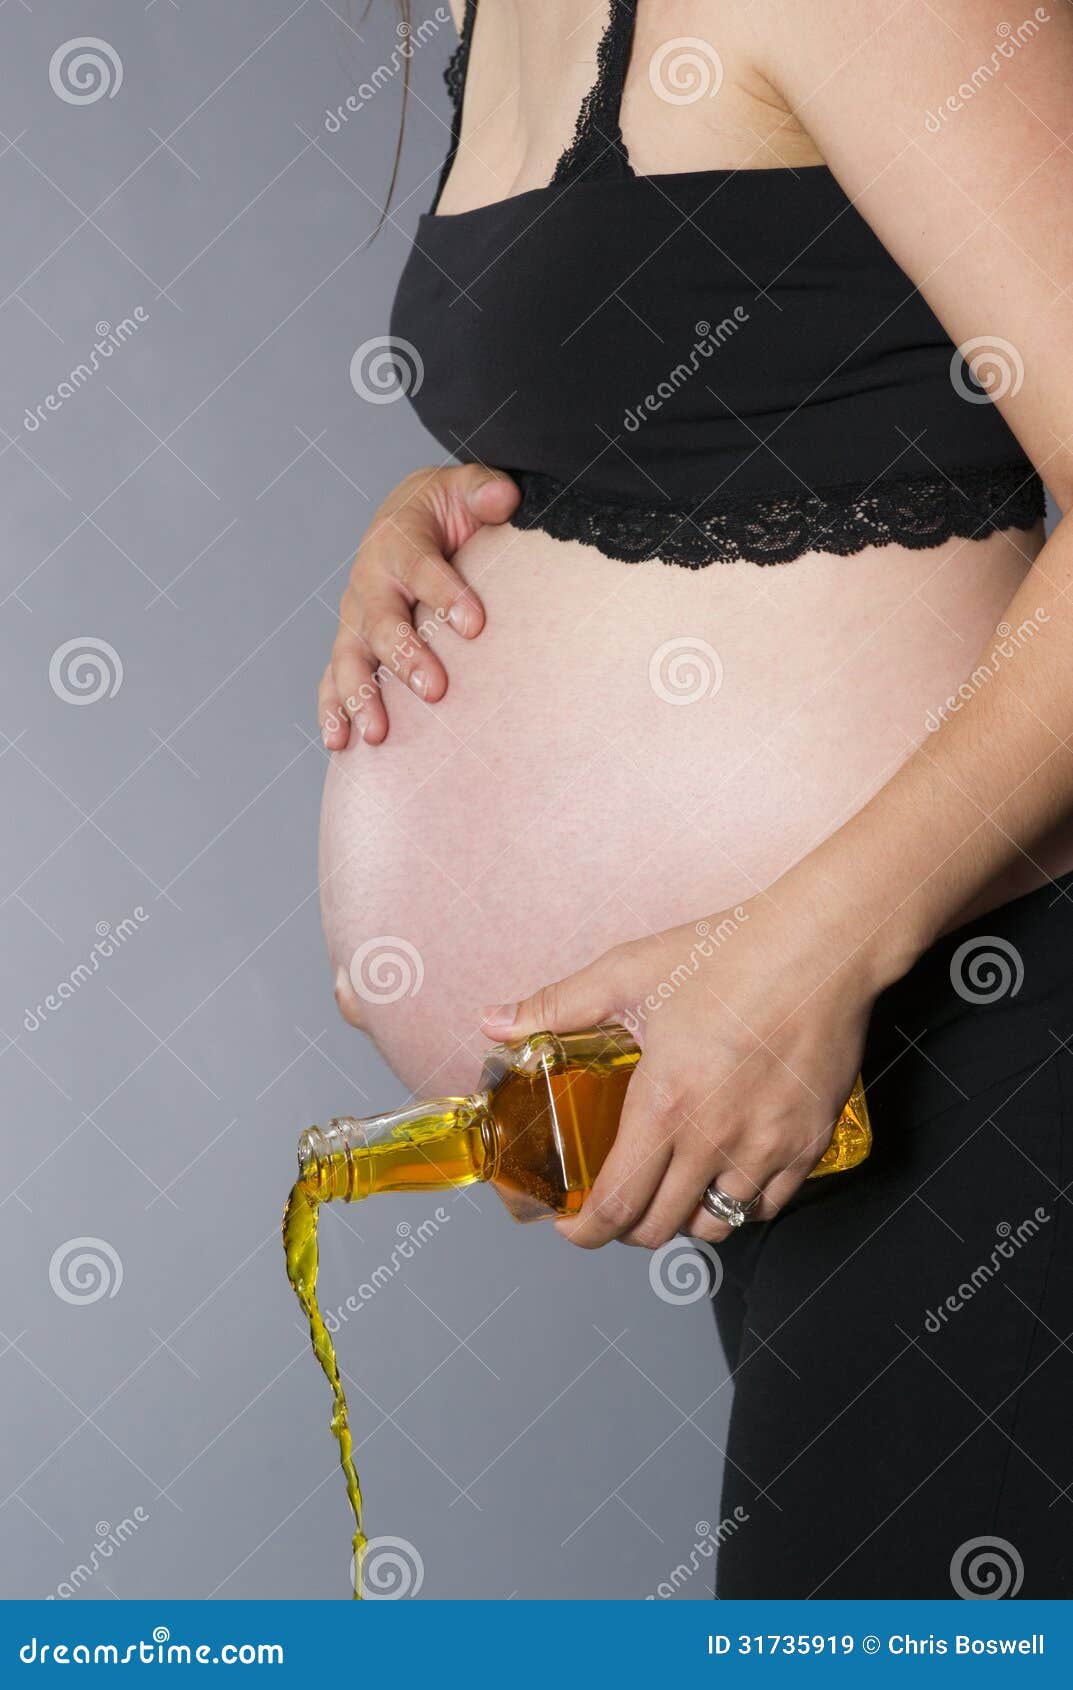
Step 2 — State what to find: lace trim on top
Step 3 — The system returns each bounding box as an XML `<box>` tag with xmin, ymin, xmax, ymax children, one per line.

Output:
<box><xmin>551</xmin><ymin>0</ymin><xmax>637</xmax><ymax>185</ymax></box>
<box><xmin>439</xmin><ymin>0</ymin><xmax>637</xmax><ymax>200</ymax></box>
<box><xmin>436</xmin><ymin>0</ymin><xmax>478</xmax><ymax>203</ymax></box>
<box><xmin>435</xmin><ymin>13</ymin><xmax>1044</xmax><ymax>567</ymax></box>
<box><xmin>443</xmin><ymin>0</ymin><xmax>476</xmax><ymax>111</ymax></box>
<box><xmin>509</xmin><ymin>463</ymin><xmax>1045</xmax><ymax>569</ymax></box>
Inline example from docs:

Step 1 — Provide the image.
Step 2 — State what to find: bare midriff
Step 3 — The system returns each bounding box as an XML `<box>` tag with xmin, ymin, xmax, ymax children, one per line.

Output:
<box><xmin>319</xmin><ymin>517</ymin><xmax>1072</xmax><ymax>1098</ymax></box>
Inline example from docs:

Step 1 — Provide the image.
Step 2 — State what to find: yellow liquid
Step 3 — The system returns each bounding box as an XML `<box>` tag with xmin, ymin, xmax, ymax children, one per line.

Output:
<box><xmin>284</xmin><ymin>1029</ymin><xmax>871</xmax><ymax>1597</ymax></box>
<box><xmin>280</xmin><ymin>1107</ymin><xmax>498</xmax><ymax>1600</ymax></box>
<box><xmin>282</xmin><ymin>1178</ymin><xmax>366</xmax><ymax>1599</ymax></box>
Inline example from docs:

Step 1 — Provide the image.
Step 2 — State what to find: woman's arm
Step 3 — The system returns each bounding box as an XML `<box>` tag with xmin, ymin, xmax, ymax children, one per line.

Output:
<box><xmin>753</xmin><ymin>0</ymin><xmax>1073</xmax><ymax>970</ymax></box>
<box><xmin>481</xmin><ymin>0</ymin><xmax>1073</xmax><ymax>1248</ymax></box>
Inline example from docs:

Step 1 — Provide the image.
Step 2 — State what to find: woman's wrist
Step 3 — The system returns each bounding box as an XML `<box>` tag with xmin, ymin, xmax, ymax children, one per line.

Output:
<box><xmin>773</xmin><ymin>818</ymin><xmax>954</xmax><ymax>1002</ymax></box>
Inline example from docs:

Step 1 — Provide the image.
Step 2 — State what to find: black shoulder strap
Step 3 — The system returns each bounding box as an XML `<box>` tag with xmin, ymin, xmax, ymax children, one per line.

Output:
<box><xmin>552</xmin><ymin>0</ymin><xmax>638</xmax><ymax>187</ymax></box>
<box><xmin>435</xmin><ymin>0</ymin><xmax>479</xmax><ymax>204</ymax></box>
<box><xmin>437</xmin><ymin>0</ymin><xmax>638</xmax><ymax>207</ymax></box>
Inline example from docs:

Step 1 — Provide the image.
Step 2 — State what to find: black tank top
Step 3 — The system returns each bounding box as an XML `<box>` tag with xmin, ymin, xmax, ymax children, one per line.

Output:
<box><xmin>390</xmin><ymin>0</ymin><xmax>1043</xmax><ymax>567</ymax></box>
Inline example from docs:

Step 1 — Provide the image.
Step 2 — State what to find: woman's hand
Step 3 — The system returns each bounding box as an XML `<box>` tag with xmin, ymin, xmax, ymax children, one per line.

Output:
<box><xmin>320</xmin><ymin>464</ymin><xmax>520</xmax><ymax>748</ymax></box>
<box><xmin>479</xmin><ymin>868</ymin><xmax>899</xmax><ymax>1246</ymax></box>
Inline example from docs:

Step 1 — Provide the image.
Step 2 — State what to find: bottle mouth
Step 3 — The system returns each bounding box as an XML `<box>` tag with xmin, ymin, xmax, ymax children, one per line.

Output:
<box><xmin>296</xmin><ymin>1120</ymin><xmax>363</xmax><ymax>1202</ymax></box>
<box><xmin>297</xmin><ymin>1123</ymin><xmax>340</xmax><ymax>1181</ymax></box>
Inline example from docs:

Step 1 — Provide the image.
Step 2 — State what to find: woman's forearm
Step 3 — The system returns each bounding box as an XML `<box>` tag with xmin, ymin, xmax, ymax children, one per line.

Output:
<box><xmin>788</xmin><ymin>505</ymin><xmax>1073</xmax><ymax>992</ymax></box>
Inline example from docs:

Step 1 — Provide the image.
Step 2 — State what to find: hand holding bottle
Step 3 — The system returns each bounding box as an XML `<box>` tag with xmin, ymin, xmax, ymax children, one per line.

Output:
<box><xmin>479</xmin><ymin>868</ymin><xmax>900</xmax><ymax>1246</ymax></box>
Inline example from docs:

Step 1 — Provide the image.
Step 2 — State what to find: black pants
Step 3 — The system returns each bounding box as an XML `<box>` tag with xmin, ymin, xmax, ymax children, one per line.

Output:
<box><xmin>714</xmin><ymin>872</ymin><xmax>1073</xmax><ymax>1598</ymax></box>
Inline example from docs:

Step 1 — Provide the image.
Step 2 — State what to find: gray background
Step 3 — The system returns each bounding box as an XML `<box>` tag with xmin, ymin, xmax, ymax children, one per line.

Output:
<box><xmin>0</xmin><ymin>1</ymin><xmax>728</xmax><ymax>1600</ymax></box>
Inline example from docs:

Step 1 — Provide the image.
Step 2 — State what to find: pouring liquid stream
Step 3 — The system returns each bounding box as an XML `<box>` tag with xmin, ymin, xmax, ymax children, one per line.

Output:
<box><xmin>282</xmin><ymin>1179</ymin><xmax>367</xmax><ymax>1599</ymax></box>
<box><xmin>282</xmin><ymin>1024</ymin><xmax>871</xmax><ymax>1598</ymax></box>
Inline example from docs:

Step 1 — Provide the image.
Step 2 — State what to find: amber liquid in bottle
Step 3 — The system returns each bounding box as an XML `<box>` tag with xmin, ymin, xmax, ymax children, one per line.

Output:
<box><xmin>283</xmin><ymin>1023</ymin><xmax>871</xmax><ymax>1596</ymax></box>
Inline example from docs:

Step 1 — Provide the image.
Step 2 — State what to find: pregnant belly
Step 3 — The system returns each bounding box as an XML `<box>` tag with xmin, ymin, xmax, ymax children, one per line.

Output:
<box><xmin>319</xmin><ymin>520</ymin><xmax>1041</xmax><ymax>1098</ymax></box>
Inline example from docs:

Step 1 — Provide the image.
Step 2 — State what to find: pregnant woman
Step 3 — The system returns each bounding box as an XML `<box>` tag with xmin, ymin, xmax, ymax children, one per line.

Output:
<box><xmin>318</xmin><ymin>0</ymin><xmax>1073</xmax><ymax>1597</ymax></box>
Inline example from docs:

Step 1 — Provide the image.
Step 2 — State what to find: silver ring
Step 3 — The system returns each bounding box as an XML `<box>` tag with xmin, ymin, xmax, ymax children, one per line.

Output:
<box><xmin>701</xmin><ymin>1181</ymin><xmax>761</xmax><ymax>1228</ymax></box>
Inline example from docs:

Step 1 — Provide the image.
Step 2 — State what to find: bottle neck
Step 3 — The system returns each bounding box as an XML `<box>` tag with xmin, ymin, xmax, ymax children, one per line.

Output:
<box><xmin>298</xmin><ymin>1093</ymin><xmax>495</xmax><ymax>1203</ymax></box>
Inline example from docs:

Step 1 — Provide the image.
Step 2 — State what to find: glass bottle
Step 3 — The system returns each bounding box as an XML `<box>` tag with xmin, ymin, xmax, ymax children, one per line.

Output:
<box><xmin>297</xmin><ymin>1024</ymin><xmax>871</xmax><ymax>1222</ymax></box>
